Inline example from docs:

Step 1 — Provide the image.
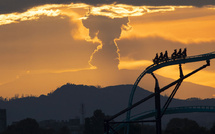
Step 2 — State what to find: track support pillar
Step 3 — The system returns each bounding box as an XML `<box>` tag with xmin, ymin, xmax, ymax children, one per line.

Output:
<box><xmin>152</xmin><ymin>73</ymin><xmax>162</xmax><ymax>134</ymax></box>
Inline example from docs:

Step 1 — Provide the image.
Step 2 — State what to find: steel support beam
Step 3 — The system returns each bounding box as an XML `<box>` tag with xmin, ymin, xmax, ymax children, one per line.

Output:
<box><xmin>152</xmin><ymin>73</ymin><xmax>162</xmax><ymax>134</ymax></box>
<box><xmin>104</xmin><ymin>60</ymin><xmax>210</xmax><ymax>134</ymax></box>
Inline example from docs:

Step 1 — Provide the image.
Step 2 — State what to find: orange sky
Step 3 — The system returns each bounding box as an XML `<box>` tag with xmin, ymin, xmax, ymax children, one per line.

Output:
<box><xmin>0</xmin><ymin>4</ymin><xmax>215</xmax><ymax>99</ymax></box>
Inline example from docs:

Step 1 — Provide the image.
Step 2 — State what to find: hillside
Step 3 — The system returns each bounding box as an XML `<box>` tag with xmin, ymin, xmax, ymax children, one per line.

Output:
<box><xmin>0</xmin><ymin>83</ymin><xmax>214</xmax><ymax>128</ymax></box>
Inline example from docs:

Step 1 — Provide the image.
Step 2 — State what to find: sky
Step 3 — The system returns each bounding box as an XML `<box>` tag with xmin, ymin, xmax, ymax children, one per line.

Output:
<box><xmin>1</xmin><ymin>1</ymin><xmax>215</xmax><ymax>99</ymax></box>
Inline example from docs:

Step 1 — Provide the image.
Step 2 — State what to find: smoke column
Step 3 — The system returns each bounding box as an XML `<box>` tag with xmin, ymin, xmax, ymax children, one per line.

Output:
<box><xmin>82</xmin><ymin>15</ymin><xmax>130</xmax><ymax>70</ymax></box>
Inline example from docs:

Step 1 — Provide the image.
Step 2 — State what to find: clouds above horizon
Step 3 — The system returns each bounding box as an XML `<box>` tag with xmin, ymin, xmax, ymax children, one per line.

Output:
<box><xmin>1</xmin><ymin>0</ymin><xmax>215</xmax><ymax>14</ymax></box>
<box><xmin>1</xmin><ymin>3</ymin><xmax>215</xmax><ymax>98</ymax></box>
<box><xmin>82</xmin><ymin>15</ymin><xmax>130</xmax><ymax>70</ymax></box>
<box><xmin>117</xmin><ymin>36</ymin><xmax>215</xmax><ymax>89</ymax></box>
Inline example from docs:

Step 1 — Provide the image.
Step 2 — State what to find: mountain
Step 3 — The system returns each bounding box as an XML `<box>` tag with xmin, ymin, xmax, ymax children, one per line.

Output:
<box><xmin>0</xmin><ymin>83</ymin><xmax>214</xmax><ymax>128</ymax></box>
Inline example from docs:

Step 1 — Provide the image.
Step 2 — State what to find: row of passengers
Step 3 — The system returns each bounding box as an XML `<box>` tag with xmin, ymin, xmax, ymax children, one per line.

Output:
<box><xmin>153</xmin><ymin>48</ymin><xmax>187</xmax><ymax>64</ymax></box>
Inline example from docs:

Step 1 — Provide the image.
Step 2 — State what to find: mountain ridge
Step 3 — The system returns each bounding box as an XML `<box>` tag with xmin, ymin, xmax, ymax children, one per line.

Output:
<box><xmin>1</xmin><ymin>69</ymin><xmax>215</xmax><ymax>99</ymax></box>
<box><xmin>0</xmin><ymin>83</ymin><xmax>214</xmax><ymax>128</ymax></box>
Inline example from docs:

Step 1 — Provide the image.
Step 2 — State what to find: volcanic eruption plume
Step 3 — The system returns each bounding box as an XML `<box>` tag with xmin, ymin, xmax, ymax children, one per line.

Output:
<box><xmin>82</xmin><ymin>15</ymin><xmax>130</xmax><ymax>70</ymax></box>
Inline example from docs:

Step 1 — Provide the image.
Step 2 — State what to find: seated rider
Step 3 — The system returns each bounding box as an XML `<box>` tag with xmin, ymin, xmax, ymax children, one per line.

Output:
<box><xmin>153</xmin><ymin>53</ymin><xmax>159</xmax><ymax>64</ymax></box>
<box><xmin>182</xmin><ymin>48</ymin><xmax>187</xmax><ymax>58</ymax></box>
<box><xmin>164</xmin><ymin>50</ymin><xmax>168</xmax><ymax>61</ymax></box>
<box><xmin>159</xmin><ymin>52</ymin><xmax>164</xmax><ymax>61</ymax></box>
<box><xmin>177</xmin><ymin>48</ymin><xmax>182</xmax><ymax>58</ymax></box>
<box><xmin>171</xmin><ymin>49</ymin><xmax>177</xmax><ymax>60</ymax></box>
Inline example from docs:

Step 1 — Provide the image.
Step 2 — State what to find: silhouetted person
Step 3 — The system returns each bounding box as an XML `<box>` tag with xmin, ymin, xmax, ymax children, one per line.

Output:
<box><xmin>171</xmin><ymin>49</ymin><xmax>177</xmax><ymax>60</ymax></box>
<box><xmin>182</xmin><ymin>48</ymin><xmax>187</xmax><ymax>58</ymax></box>
<box><xmin>177</xmin><ymin>48</ymin><xmax>182</xmax><ymax>58</ymax></box>
<box><xmin>159</xmin><ymin>52</ymin><xmax>164</xmax><ymax>61</ymax></box>
<box><xmin>164</xmin><ymin>50</ymin><xmax>169</xmax><ymax>61</ymax></box>
<box><xmin>153</xmin><ymin>53</ymin><xmax>159</xmax><ymax>64</ymax></box>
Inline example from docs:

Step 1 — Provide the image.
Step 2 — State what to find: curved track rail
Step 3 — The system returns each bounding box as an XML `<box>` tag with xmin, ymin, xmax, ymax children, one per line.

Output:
<box><xmin>111</xmin><ymin>106</ymin><xmax>215</xmax><ymax>133</ymax></box>
<box><xmin>131</xmin><ymin>106</ymin><xmax>215</xmax><ymax>121</ymax></box>
<box><xmin>127</xmin><ymin>51</ymin><xmax>215</xmax><ymax>121</ymax></box>
<box><xmin>105</xmin><ymin>51</ymin><xmax>215</xmax><ymax>134</ymax></box>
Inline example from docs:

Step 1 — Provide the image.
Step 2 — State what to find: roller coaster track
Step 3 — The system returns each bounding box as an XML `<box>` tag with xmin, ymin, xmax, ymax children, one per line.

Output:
<box><xmin>105</xmin><ymin>51</ymin><xmax>215</xmax><ymax>134</ymax></box>
<box><xmin>110</xmin><ymin>106</ymin><xmax>215</xmax><ymax>133</ymax></box>
<box><xmin>127</xmin><ymin>51</ymin><xmax>215</xmax><ymax>121</ymax></box>
<box><xmin>129</xmin><ymin>51</ymin><xmax>215</xmax><ymax>107</ymax></box>
<box><xmin>131</xmin><ymin>106</ymin><xmax>215</xmax><ymax>121</ymax></box>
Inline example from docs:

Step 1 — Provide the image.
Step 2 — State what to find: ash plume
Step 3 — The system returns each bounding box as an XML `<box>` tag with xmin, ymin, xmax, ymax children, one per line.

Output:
<box><xmin>82</xmin><ymin>15</ymin><xmax>130</xmax><ymax>70</ymax></box>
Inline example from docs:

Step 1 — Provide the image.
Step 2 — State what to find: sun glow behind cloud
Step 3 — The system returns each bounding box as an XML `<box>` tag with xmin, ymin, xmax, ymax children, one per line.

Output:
<box><xmin>88</xmin><ymin>4</ymin><xmax>190</xmax><ymax>18</ymax></box>
<box><xmin>1</xmin><ymin>4</ymin><xmax>214</xmax><ymax>70</ymax></box>
<box><xmin>1</xmin><ymin>4</ymin><xmax>214</xmax><ymax>71</ymax></box>
<box><xmin>0</xmin><ymin>3</ymin><xmax>192</xmax><ymax>26</ymax></box>
<box><xmin>0</xmin><ymin>3</ymin><xmax>203</xmax><ymax>44</ymax></box>
<box><xmin>1</xmin><ymin>3</ymin><xmax>215</xmax><ymax>98</ymax></box>
<box><xmin>0</xmin><ymin>5</ymin><xmax>61</xmax><ymax>25</ymax></box>
<box><xmin>0</xmin><ymin>3</ymin><xmax>91</xmax><ymax>25</ymax></box>
<box><xmin>121</xmin><ymin>6</ymin><xmax>215</xmax><ymax>43</ymax></box>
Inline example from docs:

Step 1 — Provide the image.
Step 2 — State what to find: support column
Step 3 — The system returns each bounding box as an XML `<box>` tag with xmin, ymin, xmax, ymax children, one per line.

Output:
<box><xmin>104</xmin><ymin>120</ymin><xmax>109</xmax><ymax>134</ymax></box>
<box><xmin>151</xmin><ymin>73</ymin><xmax>162</xmax><ymax>134</ymax></box>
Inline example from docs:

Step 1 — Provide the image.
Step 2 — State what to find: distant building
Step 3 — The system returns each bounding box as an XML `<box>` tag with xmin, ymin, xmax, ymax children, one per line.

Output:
<box><xmin>68</xmin><ymin>119</ymin><xmax>83</xmax><ymax>134</ymax></box>
<box><xmin>39</xmin><ymin>118</ymin><xmax>84</xmax><ymax>134</ymax></box>
<box><xmin>0</xmin><ymin>109</ymin><xmax>6</xmax><ymax>132</ymax></box>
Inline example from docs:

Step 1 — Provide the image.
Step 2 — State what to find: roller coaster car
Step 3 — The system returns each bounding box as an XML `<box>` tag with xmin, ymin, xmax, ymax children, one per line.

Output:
<box><xmin>163</xmin><ymin>52</ymin><xmax>169</xmax><ymax>62</ymax></box>
<box><xmin>153</xmin><ymin>57</ymin><xmax>169</xmax><ymax>64</ymax></box>
<box><xmin>171</xmin><ymin>49</ymin><xmax>187</xmax><ymax>60</ymax></box>
<box><xmin>153</xmin><ymin>58</ymin><xmax>159</xmax><ymax>64</ymax></box>
<box><xmin>182</xmin><ymin>49</ymin><xmax>187</xmax><ymax>59</ymax></box>
<box><xmin>171</xmin><ymin>54</ymin><xmax>176</xmax><ymax>61</ymax></box>
<box><xmin>153</xmin><ymin>55</ymin><xmax>169</xmax><ymax>64</ymax></box>
<box><xmin>153</xmin><ymin>53</ymin><xmax>159</xmax><ymax>64</ymax></box>
<box><xmin>171</xmin><ymin>53</ymin><xmax>186</xmax><ymax>60</ymax></box>
<box><xmin>153</xmin><ymin>48</ymin><xmax>187</xmax><ymax>64</ymax></box>
<box><xmin>181</xmin><ymin>52</ymin><xmax>187</xmax><ymax>59</ymax></box>
<box><xmin>176</xmin><ymin>49</ymin><xmax>182</xmax><ymax>58</ymax></box>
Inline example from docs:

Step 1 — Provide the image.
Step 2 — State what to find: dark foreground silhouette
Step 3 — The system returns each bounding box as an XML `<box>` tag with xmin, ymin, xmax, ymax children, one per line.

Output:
<box><xmin>1</xmin><ymin>111</ymin><xmax>215</xmax><ymax>134</ymax></box>
<box><xmin>0</xmin><ymin>83</ymin><xmax>215</xmax><ymax>128</ymax></box>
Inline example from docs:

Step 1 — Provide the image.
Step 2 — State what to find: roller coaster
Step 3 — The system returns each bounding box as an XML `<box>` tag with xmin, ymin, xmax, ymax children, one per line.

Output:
<box><xmin>104</xmin><ymin>51</ymin><xmax>215</xmax><ymax>134</ymax></box>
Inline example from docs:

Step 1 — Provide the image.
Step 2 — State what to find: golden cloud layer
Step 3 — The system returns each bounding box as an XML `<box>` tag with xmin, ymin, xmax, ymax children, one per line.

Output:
<box><xmin>0</xmin><ymin>3</ymin><xmax>194</xmax><ymax>25</ymax></box>
<box><xmin>121</xmin><ymin>7</ymin><xmax>215</xmax><ymax>43</ymax></box>
<box><xmin>0</xmin><ymin>4</ymin><xmax>61</xmax><ymax>25</ymax></box>
<box><xmin>1</xmin><ymin>3</ymin><xmax>215</xmax><ymax>98</ymax></box>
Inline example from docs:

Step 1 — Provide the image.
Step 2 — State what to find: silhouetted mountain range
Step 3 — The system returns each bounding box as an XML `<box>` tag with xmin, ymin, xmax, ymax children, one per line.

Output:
<box><xmin>0</xmin><ymin>83</ymin><xmax>214</xmax><ymax>128</ymax></box>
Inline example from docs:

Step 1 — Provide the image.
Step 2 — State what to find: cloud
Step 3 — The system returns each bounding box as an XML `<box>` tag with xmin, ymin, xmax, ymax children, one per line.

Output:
<box><xmin>117</xmin><ymin>36</ymin><xmax>215</xmax><ymax>89</ymax></box>
<box><xmin>122</xmin><ymin>11</ymin><xmax>215</xmax><ymax>44</ymax></box>
<box><xmin>82</xmin><ymin>15</ymin><xmax>130</xmax><ymax>70</ymax></box>
<box><xmin>0</xmin><ymin>5</ymin><xmax>61</xmax><ymax>25</ymax></box>
<box><xmin>118</xmin><ymin>36</ymin><xmax>215</xmax><ymax>62</ymax></box>
<box><xmin>88</xmin><ymin>4</ymin><xmax>177</xmax><ymax>18</ymax></box>
<box><xmin>0</xmin><ymin>15</ymin><xmax>96</xmax><ymax>71</ymax></box>
<box><xmin>1</xmin><ymin>0</ymin><xmax>215</xmax><ymax>14</ymax></box>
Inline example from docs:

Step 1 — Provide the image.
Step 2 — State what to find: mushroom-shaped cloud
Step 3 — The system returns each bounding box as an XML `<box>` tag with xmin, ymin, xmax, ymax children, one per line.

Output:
<box><xmin>82</xmin><ymin>15</ymin><xmax>130</xmax><ymax>70</ymax></box>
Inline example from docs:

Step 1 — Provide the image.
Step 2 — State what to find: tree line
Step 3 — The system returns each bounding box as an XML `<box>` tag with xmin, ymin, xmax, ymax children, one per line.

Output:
<box><xmin>1</xmin><ymin>109</ymin><xmax>215</xmax><ymax>134</ymax></box>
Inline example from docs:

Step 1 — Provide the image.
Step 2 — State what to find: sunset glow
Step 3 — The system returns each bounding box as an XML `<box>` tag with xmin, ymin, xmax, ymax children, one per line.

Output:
<box><xmin>156</xmin><ymin>65</ymin><xmax>215</xmax><ymax>88</ymax></box>
<box><xmin>119</xmin><ymin>59</ymin><xmax>152</xmax><ymax>70</ymax></box>
<box><xmin>121</xmin><ymin>7</ymin><xmax>215</xmax><ymax>43</ymax></box>
<box><xmin>0</xmin><ymin>5</ymin><xmax>61</xmax><ymax>25</ymax></box>
<box><xmin>0</xmin><ymin>3</ymin><xmax>215</xmax><ymax>98</ymax></box>
<box><xmin>89</xmin><ymin>4</ymin><xmax>177</xmax><ymax>18</ymax></box>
